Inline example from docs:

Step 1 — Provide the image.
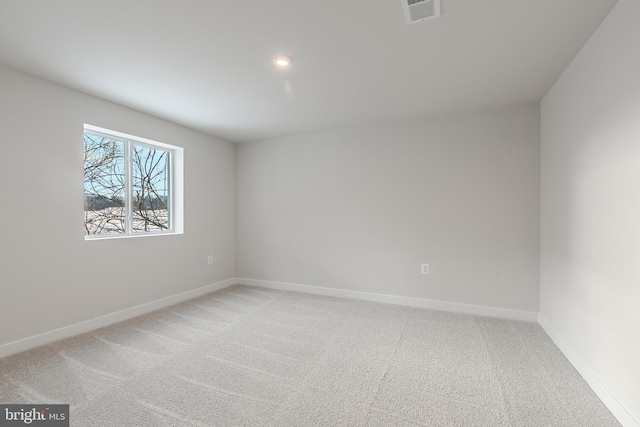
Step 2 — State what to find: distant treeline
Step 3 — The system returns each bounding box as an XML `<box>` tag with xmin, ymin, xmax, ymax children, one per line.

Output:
<box><xmin>84</xmin><ymin>195</ymin><xmax>168</xmax><ymax>211</ymax></box>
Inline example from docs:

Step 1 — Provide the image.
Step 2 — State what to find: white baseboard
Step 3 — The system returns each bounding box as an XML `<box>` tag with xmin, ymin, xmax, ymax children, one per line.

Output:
<box><xmin>0</xmin><ymin>278</ymin><xmax>236</xmax><ymax>359</ymax></box>
<box><xmin>236</xmin><ymin>278</ymin><xmax>538</xmax><ymax>322</ymax></box>
<box><xmin>539</xmin><ymin>315</ymin><xmax>639</xmax><ymax>427</ymax></box>
<box><xmin>2</xmin><ymin>275</ymin><xmax>635</xmax><ymax>426</ymax></box>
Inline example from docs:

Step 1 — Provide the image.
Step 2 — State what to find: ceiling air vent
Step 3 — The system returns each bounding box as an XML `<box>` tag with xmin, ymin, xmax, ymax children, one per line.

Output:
<box><xmin>402</xmin><ymin>0</ymin><xmax>440</xmax><ymax>26</ymax></box>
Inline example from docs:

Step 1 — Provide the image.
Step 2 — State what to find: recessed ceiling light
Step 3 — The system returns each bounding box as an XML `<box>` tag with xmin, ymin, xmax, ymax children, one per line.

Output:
<box><xmin>274</xmin><ymin>56</ymin><xmax>293</xmax><ymax>69</ymax></box>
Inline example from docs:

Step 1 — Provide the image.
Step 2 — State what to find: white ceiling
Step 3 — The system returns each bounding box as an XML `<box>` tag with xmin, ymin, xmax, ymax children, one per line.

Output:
<box><xmin>0</xmin><ymin>0</ymin><xmax>617</xmax><ymax>142</ymax></box>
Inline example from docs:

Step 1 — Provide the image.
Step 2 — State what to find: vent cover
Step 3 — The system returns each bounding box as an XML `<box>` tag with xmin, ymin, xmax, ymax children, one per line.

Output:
<box><xmin>402</xmin><ymin>0</ymin><xmax>440</xmax><ymax>25</ymax></box>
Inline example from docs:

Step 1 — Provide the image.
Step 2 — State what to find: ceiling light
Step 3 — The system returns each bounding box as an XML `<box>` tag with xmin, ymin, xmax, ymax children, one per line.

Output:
<box><xmin>274</xmin><ymin>56</ymin><xmax>293</xmax><ymax>69</ymax></box>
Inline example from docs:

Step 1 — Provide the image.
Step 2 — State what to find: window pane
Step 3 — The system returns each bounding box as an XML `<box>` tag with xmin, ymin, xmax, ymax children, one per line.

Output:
<box><xmin>84</xmin><ymin>134</ymin><xmax>126</xmax><ymax>235</ymax></box>
<box><xmin>132</xmin><ymin>144</ymin><xmax>170</xmax><ymax>233</ymax></box>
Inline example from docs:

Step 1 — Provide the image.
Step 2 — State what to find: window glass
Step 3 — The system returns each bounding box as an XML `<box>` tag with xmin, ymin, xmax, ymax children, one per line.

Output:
<box><xmin>84</xmin><ymin>133</ymin><xmax>126</xmax><ymax>236</ymax></box>
<box><xmin>132</xmin><ymin>144</ymin><xmax>170</xmax><ymax>233</ymax></box>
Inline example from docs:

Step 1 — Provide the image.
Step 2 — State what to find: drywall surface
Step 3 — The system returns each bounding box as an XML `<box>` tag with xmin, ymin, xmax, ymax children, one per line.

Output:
<box><xmin>0</xmin><ymin>66</ymin><xmax>236</xmax><ymax>346</ymax></box>
<box><xmin>540</xmin><ymin>0</ymin><xmax>640</xmax><ymax>422</ymax></box>
<box><xmin>237</xmin><ymin>104</ymin><xmax>540</xmax><ymax>311</ymax></box>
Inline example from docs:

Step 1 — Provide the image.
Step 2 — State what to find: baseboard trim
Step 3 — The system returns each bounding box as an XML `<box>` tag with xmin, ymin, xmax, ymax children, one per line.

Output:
<box><xmin>539</xmin><ymin>315</ymin><xmax>639</xmax><ymax>427</ymax></box>
<box><xmin>3</xmin><ymin>276</ymin><xmax>634</xmax><ymax>425</ymax></box>
<box><xmin>236</xmin><ymin>278</ymin><xmax>538</xmax><ymax>322</ymax></box>
<box><xmin>0</xmin><ymin>278</ymin><xmax>237</xmax><ymax>359</ymax></box>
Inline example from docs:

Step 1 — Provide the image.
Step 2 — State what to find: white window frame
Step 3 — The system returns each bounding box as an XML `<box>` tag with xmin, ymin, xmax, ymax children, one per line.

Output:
<box><xmin>84</xmin><ymin>124</ymin><xmax>184</xmax><ymax>240</ymax></box>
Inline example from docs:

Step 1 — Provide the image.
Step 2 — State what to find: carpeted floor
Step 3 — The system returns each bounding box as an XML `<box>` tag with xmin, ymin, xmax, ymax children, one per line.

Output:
<box><xmin>0</xmin><ymin>285</ymin><xmax>620</xmax><ymax>426</ymax></box>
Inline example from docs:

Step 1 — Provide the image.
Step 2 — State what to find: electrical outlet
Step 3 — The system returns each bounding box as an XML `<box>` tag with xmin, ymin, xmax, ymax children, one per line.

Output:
<box><xmin>207</xmin><ymin>255</ymin><xmax>213</xmax><ymax>265</ymax></box>
<box><xmin>421</xmin><ymin>263</ymin><xmax>429</xmax><ymax>274</ymax></box>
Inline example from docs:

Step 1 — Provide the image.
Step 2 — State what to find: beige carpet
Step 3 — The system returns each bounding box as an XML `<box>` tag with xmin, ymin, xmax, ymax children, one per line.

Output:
<box><xmin>0</xmin><ymin>285</ymin><xmax>619</xmax><ymax>426</ymax></box>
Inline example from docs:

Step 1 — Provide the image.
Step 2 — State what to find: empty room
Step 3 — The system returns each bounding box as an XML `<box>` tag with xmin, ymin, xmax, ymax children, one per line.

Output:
<box><xmin>0</xmin><ymin>0</ymin><xmax>638</xmax><ymax>426</ymax></box>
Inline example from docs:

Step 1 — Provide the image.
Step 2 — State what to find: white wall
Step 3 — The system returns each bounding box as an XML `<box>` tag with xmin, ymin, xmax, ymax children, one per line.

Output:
<box><xmin>0</xmin><ymin>66</ymin><xmax>236</xmax><ymax>347</ymax></box>
<box><xmin>540</xmin><ymin>0</ymin><xmax>640</xmax><ymax>423</ymax></box>
<box><xmin>237</xmin><ymin>104</ymin><xmax>540</xmax><ymax>312</ymax></box>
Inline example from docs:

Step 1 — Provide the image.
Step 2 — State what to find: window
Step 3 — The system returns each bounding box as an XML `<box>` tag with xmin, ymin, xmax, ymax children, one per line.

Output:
<box><xmin>83</xmin><ymin>125</ymin><xmax>183</xmax><ymax>239</ymax></box>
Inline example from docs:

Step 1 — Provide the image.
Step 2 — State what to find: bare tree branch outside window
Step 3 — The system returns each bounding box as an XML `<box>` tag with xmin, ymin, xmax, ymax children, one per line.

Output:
<box><xmin>84</xmin><ymin>133</ymin><xmax>170</xmax><ymax>236</ymax></box>
<box><xmin>132</xmin><ymin>144</ymin><xmax>169</xmax><ymax>232</ymax></box>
